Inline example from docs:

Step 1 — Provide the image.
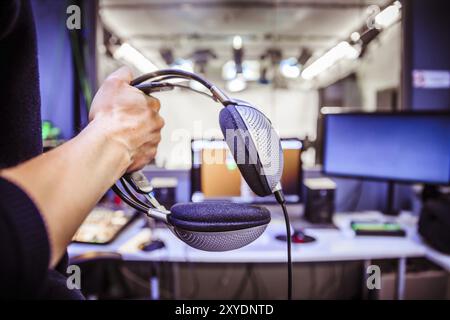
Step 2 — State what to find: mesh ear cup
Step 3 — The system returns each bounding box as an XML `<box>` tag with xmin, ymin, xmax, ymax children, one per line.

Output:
<box><xmin>168</xmin><ymin>202</ymin><xmax>271</xmax><ymax>232</ymax></box>
<box><xmin>167</xmin><ymin>202</ymin><xmax>271</xmax><ymax>251</ymax></box>
<box><xmin>219</xmin><ymin>103</ymin><xmax>283</xmax><ymax>196</ymax></box>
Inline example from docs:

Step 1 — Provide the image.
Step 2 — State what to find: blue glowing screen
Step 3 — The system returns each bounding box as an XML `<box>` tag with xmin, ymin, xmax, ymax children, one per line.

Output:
<box><xmin>323</xmin><ymin>113</ymin><xmax>450</xmax><ymax>185</ymax></box>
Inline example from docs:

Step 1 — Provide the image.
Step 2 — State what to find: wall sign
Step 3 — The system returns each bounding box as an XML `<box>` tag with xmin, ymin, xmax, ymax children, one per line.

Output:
<box><xmin>413</xmin><ymin>70</ymin><xmax>450</xmax><ymax>89</ymax></box>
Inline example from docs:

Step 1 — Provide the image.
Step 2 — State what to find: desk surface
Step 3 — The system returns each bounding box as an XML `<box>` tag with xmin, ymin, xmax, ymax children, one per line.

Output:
<box><xmin>68</xmin><ymin>210</ymin><xmax>449</xmax><ymax>269</ymax></box>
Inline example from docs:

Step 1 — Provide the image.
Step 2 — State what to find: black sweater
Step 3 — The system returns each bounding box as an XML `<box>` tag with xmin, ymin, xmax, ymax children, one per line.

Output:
<box><xmin>0</xmin><ymin>0</ymin><xmax>42</xmax><ymax>168</ymax></box>
<box><xmin>0</xmin><ymin>0</ymin><xmax>83</xmax><ymax>299</ymax></box>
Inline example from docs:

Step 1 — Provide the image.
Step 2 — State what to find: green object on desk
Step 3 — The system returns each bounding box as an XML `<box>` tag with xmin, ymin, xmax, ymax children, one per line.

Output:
<box><xmin>351</xmin><ymin>221</ymin><xmax>406</xmax><ymax>237</ymax></box>
<box><xmin>42</xmin><ymin>121</ymin><xmax>61</xmax><ymax>140</ymax></box>
<box><xmin>352</xmin><ymin>222</ymin><xmax>402</xmax><ymax>231</ymax></box>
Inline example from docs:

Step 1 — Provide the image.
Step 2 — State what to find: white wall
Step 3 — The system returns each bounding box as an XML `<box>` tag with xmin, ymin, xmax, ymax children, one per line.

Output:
<box><xmin>356</xmin><ymin>23</ymin><xmax>402</xmax><ymax>111</ymax></box>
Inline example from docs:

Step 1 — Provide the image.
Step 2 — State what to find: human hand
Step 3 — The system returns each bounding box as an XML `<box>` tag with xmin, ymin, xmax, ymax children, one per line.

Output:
<box><xmin>89</xmin><ymin>66</ymin><xmax>164</xmax><ymax>172</ymax></box>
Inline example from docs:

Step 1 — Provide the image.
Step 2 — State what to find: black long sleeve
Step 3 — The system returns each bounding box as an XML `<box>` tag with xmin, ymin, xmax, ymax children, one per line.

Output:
<box><xmin>0</xmin><ymin>1</ymin><xmax>84</xmax><ymax>299</ymax></box>
<box><xmin>0</xmin><ymin>0</ymin><xmax>42</xmax><ymax>169</ymax></box>
<box><xmin>0</xmin><ymin>0</ymin><xmax>48</xmax><ymax>298</ymax></box>
<box><xmin>0</xmin><ymin>177</ymin><xmax>50</xmax><ymax>298</ymax></box>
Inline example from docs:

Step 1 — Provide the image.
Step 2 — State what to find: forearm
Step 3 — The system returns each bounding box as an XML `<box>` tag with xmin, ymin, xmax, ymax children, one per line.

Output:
<box><xmin>1</xmin><ymin>119</ymin><xmax>131</xmax><ymax>267</ymax></box>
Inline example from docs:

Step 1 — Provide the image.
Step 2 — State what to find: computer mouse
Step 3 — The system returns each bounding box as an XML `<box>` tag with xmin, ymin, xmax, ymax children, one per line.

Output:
<box><xmin>275</xmin><ymin>230</ymin><xmax>316</xmax><ymax>244</ymax></box>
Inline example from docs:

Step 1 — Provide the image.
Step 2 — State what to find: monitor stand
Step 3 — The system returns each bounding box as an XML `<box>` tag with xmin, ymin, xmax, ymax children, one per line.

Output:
<box><xmin>385</xmin><ymin>182</ymin><xmax>442</xmax><ymax>216</ymax></box>
<box><xmin>385</xmin><ymin>180</ymin><xmax>399</xmax><ymax>216</ymax></box>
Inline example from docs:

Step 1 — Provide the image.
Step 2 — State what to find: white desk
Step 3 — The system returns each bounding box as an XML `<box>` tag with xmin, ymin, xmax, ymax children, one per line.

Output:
<box><xmin>68</xmin><ymin>210</ymin><xmax>449</xmax><ymax>300</ymax></box>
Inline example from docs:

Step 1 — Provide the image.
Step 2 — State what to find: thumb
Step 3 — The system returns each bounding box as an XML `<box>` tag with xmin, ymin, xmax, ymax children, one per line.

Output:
<box><xmin>106</xmin><ymin>66</ymin><xmax>133</xmax><ymax>83</ymax></box>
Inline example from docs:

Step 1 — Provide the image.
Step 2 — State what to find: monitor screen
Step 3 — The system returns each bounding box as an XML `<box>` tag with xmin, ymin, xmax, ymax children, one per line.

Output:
<box><xmin>191</xmin><ymin>139</ymin><xmax>303</xmax><ymax>203</ymax></box>
<box><xmin>323</xmin><ymin>112</ymin><xmax>450</xmax><ymax>185</ymax></box>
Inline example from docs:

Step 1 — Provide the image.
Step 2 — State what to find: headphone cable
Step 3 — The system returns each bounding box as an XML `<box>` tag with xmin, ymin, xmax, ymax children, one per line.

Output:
<box><xmin>275</xmin><ymin>190</ymin><xmax>293</xmax><ymax>300</ymax></box>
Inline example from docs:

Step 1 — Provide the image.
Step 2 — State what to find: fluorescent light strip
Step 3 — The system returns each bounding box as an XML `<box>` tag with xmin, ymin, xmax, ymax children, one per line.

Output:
<box><xmin>301</xmin><ymin>41</ymin><xmax>359</xmax><ymax>80</ymax></box>
<box><xmin>114</xmin><ymin>43</ymin><xmax>158</xmax><ymax>73</ymax></box>
<box><xmin>375</xmin><ymin>1</ymin><xmax>402</xmax><ymax>29</ymax></box>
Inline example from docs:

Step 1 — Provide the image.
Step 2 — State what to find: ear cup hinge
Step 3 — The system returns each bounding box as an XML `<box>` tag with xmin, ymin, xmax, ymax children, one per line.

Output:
<box><xmin>123</xmin><ymin>172</ymin><xmax>167</xmax><ymax>211</ymax></box>
<box><xmin>210</xmin><ymin>86</ymin><xmax>235</xmax><ymax>106</ymax></box>
<box><xmin>146</xmin><ymin>207</ymin><xmax>170</xmax><ymax>223</ymax></box>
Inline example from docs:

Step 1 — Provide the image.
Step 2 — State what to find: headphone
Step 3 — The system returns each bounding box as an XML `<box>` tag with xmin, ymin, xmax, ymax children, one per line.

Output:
<box><xmin>112</xmin><ymin>69</ymin><xmax>293</xmax><ymax>299</ymax></box>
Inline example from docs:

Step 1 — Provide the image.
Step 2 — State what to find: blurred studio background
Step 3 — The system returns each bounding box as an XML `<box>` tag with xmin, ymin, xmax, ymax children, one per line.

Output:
<box><xmin>32</xmin><ymin>0</ymin><xmax>449</xmax><ymax>299</ymax></box>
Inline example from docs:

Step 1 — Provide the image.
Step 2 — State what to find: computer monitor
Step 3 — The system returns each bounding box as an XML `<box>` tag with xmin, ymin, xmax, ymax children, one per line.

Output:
<box><xmin>322</xmin><ymin>111</ymin><xmax>450</xmax><ymax>185</ymax></box>
<box><xmin>191</xmin><ymin>138</ymin><xmax>303</xmax><ymax>203</ymax></box>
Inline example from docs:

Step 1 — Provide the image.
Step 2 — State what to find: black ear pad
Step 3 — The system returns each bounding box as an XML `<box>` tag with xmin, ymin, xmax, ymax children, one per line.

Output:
<box><xmin>167</xmin><ymin>202</ymin><xmax>271</xmax><ymax>232</ymax></box>
<box><xmin>219</xmin><ymin>105</ymin><xmax>272</xmax><ymax>197</ymax></box>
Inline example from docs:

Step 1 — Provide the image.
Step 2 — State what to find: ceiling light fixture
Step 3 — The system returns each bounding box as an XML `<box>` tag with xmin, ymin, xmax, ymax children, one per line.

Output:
<box><xmin>280</xmin><ymin>58</ymin><xmax>301</xmax><ymax>79</ymax></box>
<box><xmin>301</xmin><ymin>41</ymin><xmax>360</xmax><ymax>80</ymax></box>
<box><xmin>222</xmin><ymin>60</ymin><xmax>260</xmax><ymax>82</ymax></box>
<box><xmin>232</xmin><ymin>35</ymin><xmax>243</xmax><ymax>50</ymax></box>
<box><xmin>222</xmin><ymin>60</ymin><xmax>237</xmax><ymax>81</ymax></box>
<box><xmin>171</xmin><ymin>58</ymin><xmax>194</xmax><ymax>73</ymax></box>
<box><xmin>241</xmin><ymin>60</ymin><xmax>260</xmax><ymax>81</ymax></box>
<box><xmin>113</xmin><ymin>43</ymin><xmax>158</xmax><ymax>73</ymax></box>
<box><xmin>374</xmin><ymin>1</ymin><xmax>402</xmax><ymax>29</ymax></box>
<box><xmin>226</xmin><ymin>74</ymin><xmax>247</xmax><ymax>92</ymax></box>
<box><xmin>350</xmin><ymin>31</ymin><xmax>361</xmax><ymax>42</ymax></box>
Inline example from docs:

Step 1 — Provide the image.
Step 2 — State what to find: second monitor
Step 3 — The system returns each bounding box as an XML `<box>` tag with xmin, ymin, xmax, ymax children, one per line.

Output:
<box><xmin>191</xmin><ymin>139</ymin><xmax>303</xmax><ymax>203</ymax></box>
